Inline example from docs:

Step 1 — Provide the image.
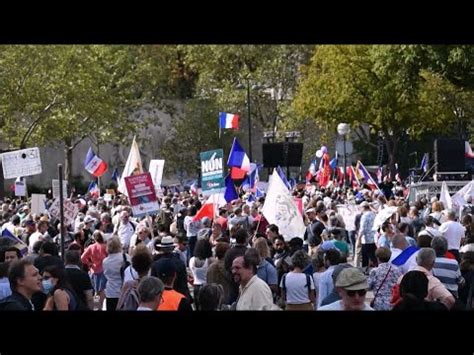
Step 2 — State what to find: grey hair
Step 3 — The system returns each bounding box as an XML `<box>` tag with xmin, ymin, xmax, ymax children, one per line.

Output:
<box><xmin>416</xmin><ymin>248</ymin><xmax>436</xmax><ymax>269</ymax></box>
<box><xmin>430</xmin><ymin>236</ymin><xmax>448</xmax><ymax>256</ymax></box>
<box><xmin>446</xmin><ymin>209</ymin><xmax>456</xmax><ymax>220</ymax></box>
<box><xmin>138</xmin><ymin>276</ymin><xmax>164</xmax><ymax>303</ymax></box>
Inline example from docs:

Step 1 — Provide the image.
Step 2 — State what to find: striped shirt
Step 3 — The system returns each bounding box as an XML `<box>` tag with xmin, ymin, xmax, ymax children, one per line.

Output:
<box><xmin>432</xmin><ymin>257</ymin><xmax>462</xmax><ymax>297</ymax></box>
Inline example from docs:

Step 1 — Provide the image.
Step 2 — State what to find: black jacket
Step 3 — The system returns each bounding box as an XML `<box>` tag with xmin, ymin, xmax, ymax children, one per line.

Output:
<box><xmin>1</xmin><ymin>291</ymin><xmax>34</xmax><ymax>311</ymax></box>
<box><xmin>151</xmin><ymin>253</ymin><xmax>190</xmax><ymax>299</ymax></box>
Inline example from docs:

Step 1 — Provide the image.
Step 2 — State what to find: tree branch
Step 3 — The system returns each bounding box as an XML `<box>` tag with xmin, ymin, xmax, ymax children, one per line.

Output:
<box><xmin>20</xmin><ymin>94</ymin><xmax>58</xmax><ymax>148</ymax></box>
<box><xmin>354</xmin><ymin>126</ymin><xmax>377</xmax><ymax>148</ymax></box>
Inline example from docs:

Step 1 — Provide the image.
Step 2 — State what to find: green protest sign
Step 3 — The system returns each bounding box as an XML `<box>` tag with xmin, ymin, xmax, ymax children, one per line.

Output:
<box><xmin>200</xmin><ymin>149</ymin><xmax>225</xmax><ymax>196</ymax></box>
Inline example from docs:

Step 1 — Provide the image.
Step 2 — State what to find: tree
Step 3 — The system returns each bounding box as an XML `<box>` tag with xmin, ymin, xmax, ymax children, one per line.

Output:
<box><xmin>0</xmin><ymin>45</ymin><xmax>177</xmax><ymax>185</ymax></box>
<box><xmin>291</xmin><ymin>45</ymin><xmax>460</xmax><ymax>178</ymax></box>
<box><xmin>160</xmin><ymin>98</ymin><xmax>236</xmax><ymax>178</ymax></box>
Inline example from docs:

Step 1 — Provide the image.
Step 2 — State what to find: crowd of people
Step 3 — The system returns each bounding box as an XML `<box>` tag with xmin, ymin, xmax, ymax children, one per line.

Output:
<box><xmin>0</xmin><ymin>176</ymin><xmax>473</xmax><ymax>311</ymax></box>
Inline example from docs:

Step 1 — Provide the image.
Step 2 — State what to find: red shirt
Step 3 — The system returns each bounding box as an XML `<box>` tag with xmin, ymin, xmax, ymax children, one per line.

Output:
<box><xmin>81</xmin><ymin>243</ymin><xmax>108</xmax><ymax>274</ymax></box>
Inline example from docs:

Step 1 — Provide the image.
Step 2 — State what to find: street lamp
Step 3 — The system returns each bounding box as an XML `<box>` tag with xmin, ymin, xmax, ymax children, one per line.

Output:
<box><xmin>337</xmin><ymin>123</ymin><xmax>351</xmax><ymax>188</ymax></box>
<box><xmin>237</xmin><ymin>80</ymin><xmax>264</xmax><ymax>162</ymax></box>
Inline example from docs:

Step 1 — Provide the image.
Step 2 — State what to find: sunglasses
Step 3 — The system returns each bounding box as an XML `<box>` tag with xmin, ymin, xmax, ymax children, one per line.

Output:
<box><xmin>346</xmin><ymin>289</ymin><xmax>367</xmax><ymax>297</ymax></box>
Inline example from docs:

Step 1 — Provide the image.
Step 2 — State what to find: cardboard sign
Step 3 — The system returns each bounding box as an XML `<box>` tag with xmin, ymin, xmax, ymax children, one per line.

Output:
<box><xmin>48</xmin><ymin>199</ymin><xmax>79</xmax><ymax>226</ymax></box>
<box><xmin>31</xmin><ymin>194</ymin><xmax>47</xmax><ymax>215</ymax></box>
<box><xmin>15</xmin><ymin>178</ymin><xmax>26</xmax><ymax>197</ymax></box>
<box><xmin>1</xmin><ymin>147</ymin><xmax>42</xmax><ymax>179</ymax></box>
<box><xmin>124</xmin><ymin>172</ymin><xmax>160</xmax><ymax>217</ymax></box>
<box><xmin>52</xmin><ymin>179</ymin><xmax>68</xmax><ymax>199</ymax></box>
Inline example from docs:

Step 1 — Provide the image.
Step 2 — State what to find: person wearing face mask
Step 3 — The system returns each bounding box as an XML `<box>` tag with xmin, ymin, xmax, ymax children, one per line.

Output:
<box><xmin>42</xmin><ymin>265</ymin><xmax>80</xmax><ymax>311</ymax></box>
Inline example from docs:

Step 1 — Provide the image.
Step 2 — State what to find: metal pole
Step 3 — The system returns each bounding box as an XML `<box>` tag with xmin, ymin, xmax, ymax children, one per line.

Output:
<box><xmin>247</xmin><ymin>78</ymin><xmax>253</xmax><ymax>162</ymax></box>
<box><xmin>343</xmin><ymin>136</ymin><xmax>347</xmax><ymax>188</ymax></box>
<box><xmin>58</xmin><ymin>164</ymin><xmax>65</xmax><ymax>262</ymax></box>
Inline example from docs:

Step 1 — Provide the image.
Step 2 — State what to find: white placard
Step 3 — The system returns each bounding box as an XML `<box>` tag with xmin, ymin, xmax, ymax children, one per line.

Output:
<box><xmin>52</xmin><ymin>179</ymin><xmax>68</xmax><ymax>199</ymax></box>
<box><xmin>31</xmin><ymin>194</ymin><xmax>47</xmax><ymax>215</ymax></box>
<box><xmin>104</xmin><ymin>193</ymin><xmax>113</xmax><ymax>202</ymax></box>
<box><xmin>48</xmin><ymin>199</ymin><xmax>79</xmax><ymax>226</ymax></box>
<box><xmin>1</xmin><ymin>147</ymin><xmax>42</xmax><ymax>179</ymax></box>
<box><xmin>15</xmin><ymin>178</ymin><xmax>26</xmax><ymax>197</ymax></box>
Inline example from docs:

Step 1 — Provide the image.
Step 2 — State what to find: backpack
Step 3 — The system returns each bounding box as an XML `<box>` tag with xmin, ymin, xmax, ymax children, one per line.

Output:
<box><xmin>117</xmin><ymin>280</ymin><xmax>140</xmax><ymax>311</ymax></box>
<box><xmin>119</xmin><ymin>253</ymin><xmax>131</xmax><ymax>282</ymax></box>
<box><xmin>281</xmin><ymin>272</ymin><xmax>313</xmax><ymax>301</ymax></box>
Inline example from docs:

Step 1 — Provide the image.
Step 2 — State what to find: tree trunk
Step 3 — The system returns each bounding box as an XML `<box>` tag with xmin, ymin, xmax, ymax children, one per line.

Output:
<box><xmin>385</xmin><ymin>135</ymin><xmax>398</xmax><ymax>180</ymax></box>
<box><xmin>64</xmin><ymin>138</ymin><xmax>74</xmax><ymax>187</ymax></box>
<box><xmin>0</xmin><ymin>161</ymin><xmax>4</xmax><ymax>200</ymax></box>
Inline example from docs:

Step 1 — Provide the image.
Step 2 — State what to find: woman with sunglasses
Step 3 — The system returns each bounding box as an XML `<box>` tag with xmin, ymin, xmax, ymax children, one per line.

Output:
<box><xmin>42</xmin><ymin>265</ymin><xmax>79</xmax><ymax>311</ymax></box>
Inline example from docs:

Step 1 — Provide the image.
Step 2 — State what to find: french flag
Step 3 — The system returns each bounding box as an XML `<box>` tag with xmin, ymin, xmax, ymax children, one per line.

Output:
<box><xmin>228</xmin><ymin>138</ymin><xmax>250</xmax><ymax>178</ymax></box>
<box><xmin>1</xmin><ymin>228</ymin><xmax>28</xmax><ymax>256</ymax></box>
<box><xmin>87</xmin><ymin>180</ymin><xmax>100</xmax><ymax>198</ymax></box>
<box><xmin>84</xmin><ymin>148</ymin><xmax>108</xmax><ymax>177</ymax></box>
<box><xmin>190</xmin><ymin>181</ymin><xmax>198</xmax><ymax>196</ymax></box>
<box><xmin>219</xmin><ymin>112</ymin><xmax>239</xmax><ymax>129</ymax></box>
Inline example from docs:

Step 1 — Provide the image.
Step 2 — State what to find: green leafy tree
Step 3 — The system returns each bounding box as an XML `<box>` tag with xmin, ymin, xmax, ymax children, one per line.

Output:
<box><xmin>291</xmin><ymin>45</ymin><xmax>462</xmax><ymax>177</ymax></box>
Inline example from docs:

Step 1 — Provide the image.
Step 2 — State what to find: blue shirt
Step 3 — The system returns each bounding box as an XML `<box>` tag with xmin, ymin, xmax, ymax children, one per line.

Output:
<box><xmin>318</xmin><ymin>265</ymin><xmax>336</xmax><ymax>307</ymax></box>
<box><xmin>256</xmin><ymin>260</ymin><xmax>278</xmax><ymax>286</ymax></box>
<box><xmin>0</xmin><ymin>277</ymin><xmax>12</xmax><ymax>301</ymax></box>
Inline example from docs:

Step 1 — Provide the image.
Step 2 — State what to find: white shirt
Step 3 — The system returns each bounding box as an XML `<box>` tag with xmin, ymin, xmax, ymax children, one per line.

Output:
<box><xmin>28</xmin><ymin>232</ymin><xmax>44</xmax><ymax>253</ymax></box>
<box><xmin>137</xmin><ymin>306</ymin><xmax>154</xmax><ymax>311</ymax></box>
<box><xmin>439</xmin><ymin>220</ymin><xmax>465</xmax><ymax>250</ymax></box>
<box><xmin>318</xmin><ymin>300</ymin><xmax>374</xmax><ymax>311</ymax></box>
<box><xmin>389</xmin><ymin>248</ymin><xmax>402</xmax><ymax>262</ymax></box>
<box><xmin>424</xmin><ymin>226</ymin><xmax>443</xmax><ymax>238</ymax></box>
<box><xmin>281</xmin><ymin>272</ymin><xmax>315</xmax><ymax>305</ymax></box>
<box><xmin>236</xmin><ymin>275</ymin><xmax>274</xmax><ymax>310</ymax></box>
<box><xmin>460</xmin><ymin>243</ymin><xmax>474</xmax><ymax>253</ymax></box>
<box><xmin>117</xmin><ymin>222</ymin><xmax>135</xmax><ymax>249</ymax></box>
<box><xmin>184</xmin><ymin>216</ymin><xmax>201</xmax><ymax>237</ymax></box>
<box><xmin>123</xmin><ymin>265</ymin><xmax>151</xmax><ymax>284</ymax></box>
<box><xmin>189</xmin><ymin>257</ymin><xmax>210</xmax><ymax>285</ymax></box>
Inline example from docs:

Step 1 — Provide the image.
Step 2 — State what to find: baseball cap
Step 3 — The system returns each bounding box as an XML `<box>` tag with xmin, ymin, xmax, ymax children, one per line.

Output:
<box><xmin>335</xmin><ymin>268</ymin><xmax>368</xmax><ymax>291</ymax></box>
<box><xmin>154</xmin><ymin>258</ymin><xmax>177</xmax><ymax>279</ymax></box>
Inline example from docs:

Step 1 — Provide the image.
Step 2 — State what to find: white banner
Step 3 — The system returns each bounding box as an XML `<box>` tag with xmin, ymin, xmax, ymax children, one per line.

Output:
<box><xmin>261</xmin><ymin>170</ymin><xmax>305</xmax><ymax>241</ymax></box>
<box><xmin>31</xmin><ymin>194</ymin><xmax>47</xmax><ymax>215</ymax></box>
<box><xmin>2</xmin><ymin>147</ymin><xmax>42</xmax><ymax>179</ymax></box>
<box><xmin>451</xmin><ymin>180</ymin><xmax>474</xmax><ymax>210</ymax></box>
<box><xmin>440</xmin><ymin>181</ymin><xmax>452</xmax><ymax>210</ymax></box>
<box><xmin>118</xmin><ymin>136</ymin><xmax>143</xmax><ymax>195</ymax></box>
<box><xmin>149</xmin><ymin>159</ymin><xmax>165</xmax><ymax>189</ymax></box>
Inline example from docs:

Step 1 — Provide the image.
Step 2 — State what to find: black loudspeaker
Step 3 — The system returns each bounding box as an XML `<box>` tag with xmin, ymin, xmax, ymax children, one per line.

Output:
<box><xmin>434</xmin><ymin>139</ymin><xmax>465</xmax><ymax>172</ymax></box>
<box><xmin>262</xmin><ymin>143</ymin><xmax>303</xmax><ymax>168</ymax></box>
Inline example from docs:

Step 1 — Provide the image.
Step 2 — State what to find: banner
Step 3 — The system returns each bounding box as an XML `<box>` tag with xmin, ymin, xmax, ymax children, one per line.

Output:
<box><xmin>124</xmin><ymin>172</ymin><xmax>160</xmax><ymax>217</ymax></box>
<box><xmin>200</xmin><ymin>149</ymin><xmax>225</xmax><ymax>196</ymax></box>
<box><xmin>336</xmin><ymin>204</ymin><xmax>358</xmax><ymax>231</ymax></box>
<box><xmin>261</xmin><ymin>170</ymin><xmax>305</xmax><ymax>241</ymax></box>
<box><xmin>48</xmin><ymin>199</ymin><xmax>79</xmax><ymax>226</ymax></box>
<box><xmin>31</xmin><ymin>194</ymin><xmax>47</xmax><ymax>215</ymax></box>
